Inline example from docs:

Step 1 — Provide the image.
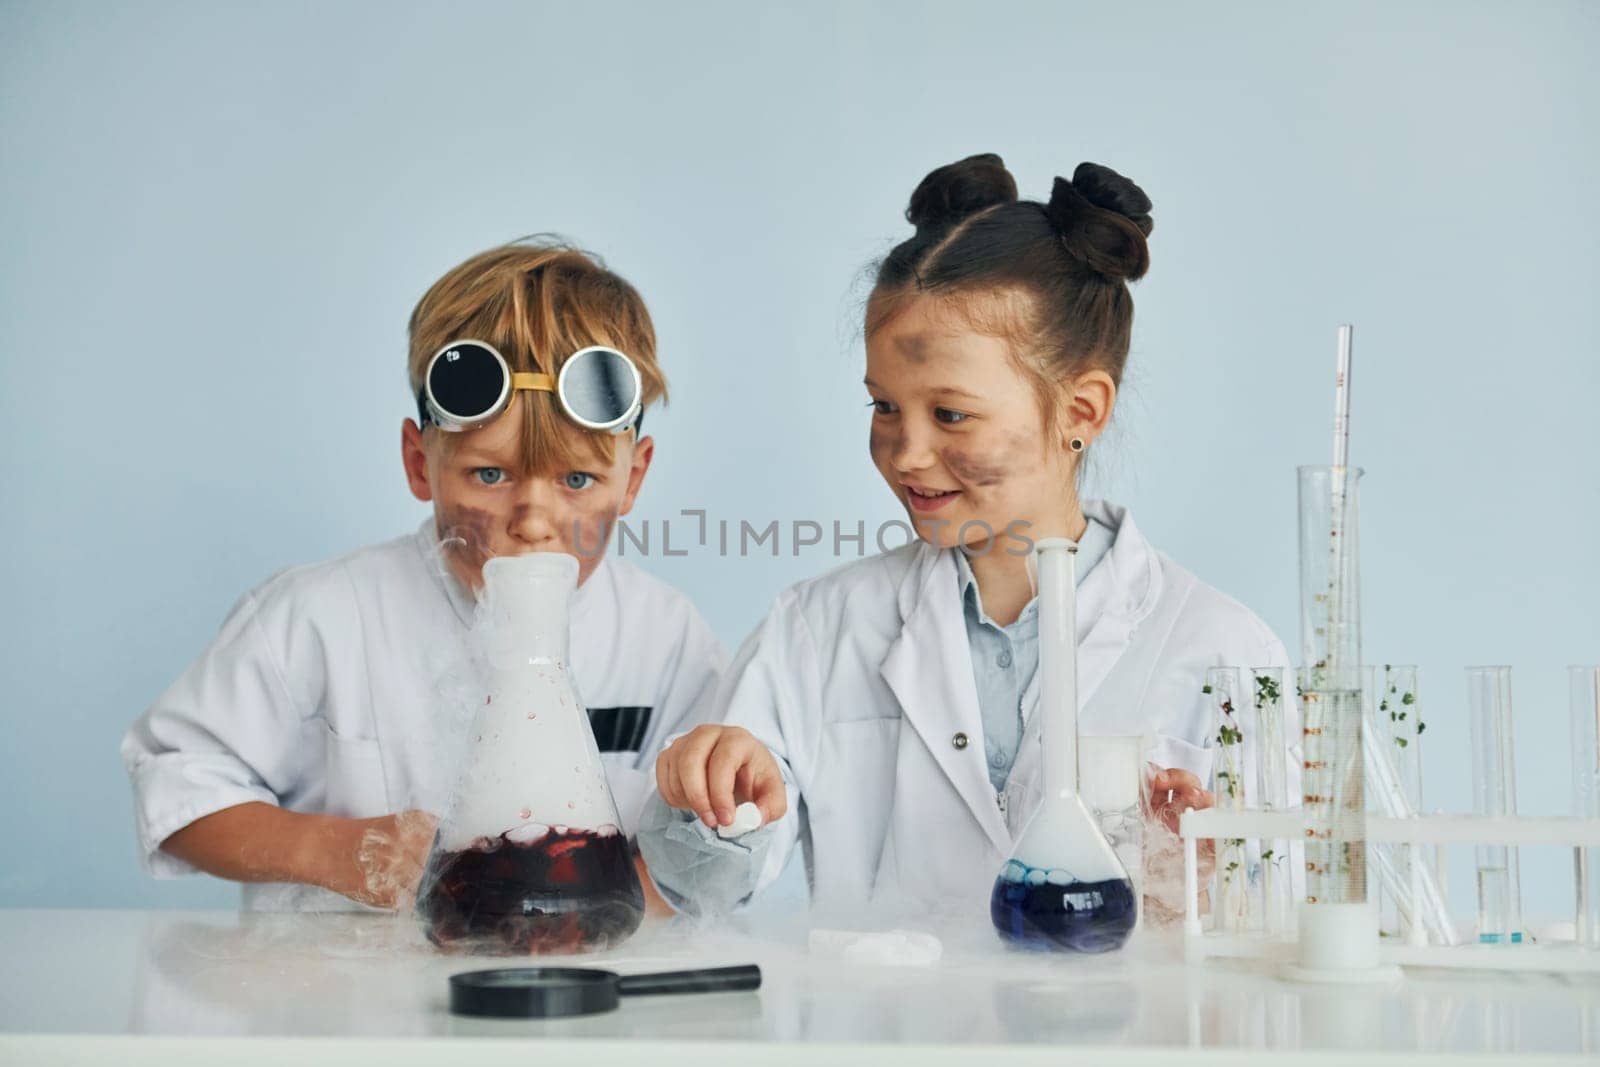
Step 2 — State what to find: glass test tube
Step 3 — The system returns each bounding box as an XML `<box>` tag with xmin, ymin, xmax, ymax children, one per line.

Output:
<box><xmin>1206</xmin><ymin>667</ymin><xmax>1255</xmax><ymax>933</ymax></box>
<box><xmin>1371</xmin><ymin>666</ymin><xmax>1425</xmax><ymax>941</ymax></box>
<box><xmin>1377</xmin><ymin>666</ymin><xmax>1424</xmax><ymax>811</ymax></box>
<box><xmin>1252</xmin><ymin>666</ymin><xmax>1294</xmax><ymax>937</ymax></box>
<box><xmin>1467</xmin><ymin>666</ymin><xmax>1522</xmax><ymax>944</ymax></box>
<box><xmin>1573</xmin><ymin>666</ymin><xmax>1600</xmax><ymax>949</ymax></box>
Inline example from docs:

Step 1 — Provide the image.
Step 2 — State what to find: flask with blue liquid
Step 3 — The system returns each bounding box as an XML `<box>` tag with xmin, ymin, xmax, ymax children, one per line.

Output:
<box><xmin>989</xmin><ymin>538</ymin><xmax>1137</xmax><ymax>953</ymax></box>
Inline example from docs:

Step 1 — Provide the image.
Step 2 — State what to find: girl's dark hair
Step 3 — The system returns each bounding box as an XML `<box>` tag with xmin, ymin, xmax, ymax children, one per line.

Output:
<box><xmin>869</xmin><ymin>153</ymin><xmax>1153</xmax><ymax>394</ymax></box>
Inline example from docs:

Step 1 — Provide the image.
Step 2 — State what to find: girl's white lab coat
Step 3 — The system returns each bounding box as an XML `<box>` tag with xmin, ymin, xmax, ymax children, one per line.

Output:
<box><xmin>681</xmin><ymin>500</ymin><xmax>1288</xmax><ymax>912</ymax></box>
<box><xmin>121</xmin><ymin>522</ymin><xmax>725</xmax><ymax>910</ymax></box>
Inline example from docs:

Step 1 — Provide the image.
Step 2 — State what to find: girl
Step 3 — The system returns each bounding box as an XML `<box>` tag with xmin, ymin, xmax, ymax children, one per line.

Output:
<box><xmin>638</xmin><ymin>154</ymin><xmax>1288</xmax><ymax>914</ymax></box>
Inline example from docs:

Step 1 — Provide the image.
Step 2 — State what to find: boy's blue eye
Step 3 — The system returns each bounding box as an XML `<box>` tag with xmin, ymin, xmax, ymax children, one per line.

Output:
<box><xmin>473</xmin><ymin>468</ymin><xmax>506</xmax><ymax>486</ymax></box>
<box><xmin>869</xmin><ymin>399</ymin><xmax>897</xmax><ymax>415</ymax></box>
<box><xmin>935</xmin><ymin>407</ymin><xmax>968</xmax><ymax>424</ymax></box>
<box><xmin>563</xmin><ymin>472</ymin><xmax>596</xmax><ymax>491</ymax></box>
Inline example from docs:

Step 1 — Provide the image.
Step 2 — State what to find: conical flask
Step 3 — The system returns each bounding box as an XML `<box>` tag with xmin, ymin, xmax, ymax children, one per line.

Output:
<box><xmin>990</xmin><ymin>538</ymin><xmax>1137</xmax><ymax>953</ymax></box>
<box><xmin>417</xmin><ymin>552</ymin><xmax>644</xmax><ymax>954</ymax></box>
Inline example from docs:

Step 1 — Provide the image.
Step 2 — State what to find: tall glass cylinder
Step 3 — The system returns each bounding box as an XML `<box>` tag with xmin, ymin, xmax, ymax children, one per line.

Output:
<box><xmin>1467</xmin><ymin>666</ymin><xmax>1522</xmax><ymax>945</ymax></box>
<box><xmin>1297</xmin><ymin>466</ymin><xmax>1363</xmax><ymax>671</ymax></box>
<box><xmin>1251</xmin><ymin>667</ymin><xmax>1294</xmax><ymax>937</ymax></box>
<box><xmin>1572</xmin><ymin>666</ymin><xmax>1600</xmax><ymax>949</ymax></box>
<box><xmin>1296</xmin><ymin>464</ymin><xmax>1367</xmax><ymax>914</ymax></box>
<box><xmin>1298</xmin><ymin>665</ymin><xmax>1367</xmax><ymax>907</ymax></box>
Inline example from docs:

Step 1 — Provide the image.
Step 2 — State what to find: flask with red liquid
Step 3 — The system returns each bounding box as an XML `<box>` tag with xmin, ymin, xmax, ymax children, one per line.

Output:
<box><xmin>417</xmin><ymin>552</ymin><xmax>644</xmax><ymax>954</ymax></box>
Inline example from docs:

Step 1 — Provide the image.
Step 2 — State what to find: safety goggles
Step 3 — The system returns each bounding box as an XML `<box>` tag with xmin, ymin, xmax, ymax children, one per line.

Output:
<box><xmin>416</xmin><ymin>340</ymin><xmax>644</xmax><ymax>435</ymax></box>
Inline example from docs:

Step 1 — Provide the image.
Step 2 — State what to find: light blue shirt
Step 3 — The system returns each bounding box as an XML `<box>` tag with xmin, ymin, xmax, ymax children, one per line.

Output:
<box><xmin>954</xmin><ymin>517</ymin><xmax>1115</xmax><ymax>792</ymax></box>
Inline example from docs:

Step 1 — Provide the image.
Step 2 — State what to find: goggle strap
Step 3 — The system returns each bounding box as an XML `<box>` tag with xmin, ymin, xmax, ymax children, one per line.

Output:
<box><xmin>511</xmin><ymin>372</ymin><xmax>556</xmax><ymax>393</ymax></box>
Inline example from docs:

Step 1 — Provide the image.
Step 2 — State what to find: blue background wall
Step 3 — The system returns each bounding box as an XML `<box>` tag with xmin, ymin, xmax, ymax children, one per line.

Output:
<box><xmin>2</xmin><ymin>0</ymin><xmax>1596</xmax><ymax>917</ymax></box>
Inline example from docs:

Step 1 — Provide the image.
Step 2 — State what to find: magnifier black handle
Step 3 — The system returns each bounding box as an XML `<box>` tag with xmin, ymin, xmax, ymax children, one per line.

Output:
<box><xmin>616</xmin><ymin>964</ymin><xmax>762</xmax><ymax>998</ymax></box>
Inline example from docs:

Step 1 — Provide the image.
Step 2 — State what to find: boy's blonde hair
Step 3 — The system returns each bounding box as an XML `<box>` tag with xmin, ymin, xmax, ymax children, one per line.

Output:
<box><xmin>408</xmin><ymin>237</ymin><xmax>667</xmax><ymax>473</ymax></box>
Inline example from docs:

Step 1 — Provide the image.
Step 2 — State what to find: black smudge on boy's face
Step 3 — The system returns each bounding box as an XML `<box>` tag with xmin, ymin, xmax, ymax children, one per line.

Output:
<box><xmin>585</xmin><ymin>509</ymin><xmax>619</xmax><ymax>560</ymax></box>
<box><xmin>436</xmin><ymin>505</ymin><xmax>495</xmax><ymax>587</ymax></box>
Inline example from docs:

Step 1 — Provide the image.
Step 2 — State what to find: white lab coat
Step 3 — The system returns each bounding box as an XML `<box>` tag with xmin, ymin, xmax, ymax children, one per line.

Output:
<box><xmin>121</xmin><ymin>521</ymin><xmax>726</xmax><ymax>910</ymax></box>
<box><xmin>691</xmin><ymin>500</ymin><xmax>1289</xmax><ymax>912</ymax></box>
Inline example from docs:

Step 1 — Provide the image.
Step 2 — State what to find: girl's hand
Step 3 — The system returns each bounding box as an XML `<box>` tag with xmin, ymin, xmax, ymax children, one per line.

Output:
<box><xmin>1147</xmin><ymin>764</ymin><xmax>1215</xmax><ymax>868</ymax></box>
<box><xmin>656</xmin><ymin>725</ymin><xmax>788</xmax><ymax>830</ymax></box>
<box><xmin>1142</xmin><ymin>766</ymin><xmax>1215</xmax><ymax>923</ymax></box>
<box><xmin>1148</xmin><ymin>766</ymin><xmax>1213</xmax><ymax>835</ymax></box>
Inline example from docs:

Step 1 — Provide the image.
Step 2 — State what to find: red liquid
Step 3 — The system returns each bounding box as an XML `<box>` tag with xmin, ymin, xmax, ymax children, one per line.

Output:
<box><xmin>417</xmin><ymin>827</ymin><xmax>644</xmax><ymax>954</ymax></box>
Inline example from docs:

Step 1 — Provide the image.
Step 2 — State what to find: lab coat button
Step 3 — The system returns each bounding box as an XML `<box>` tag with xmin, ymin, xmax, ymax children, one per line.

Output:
<box><xmin>952</xmin><ymin>732</ymin><xmax>969</xmax><ymax>750</ymax></box>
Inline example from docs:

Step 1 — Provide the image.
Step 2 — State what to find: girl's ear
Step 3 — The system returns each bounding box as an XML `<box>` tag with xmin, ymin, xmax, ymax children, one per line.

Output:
<box><xmin>1057</xmin><ymin>370</ymin><xmax>1117</xmax><ymax>452</ymax></box>
<box><xmin>401</xmin><ymin>418</ymin><xmax>434</xmax><ymax>502</ymax></box>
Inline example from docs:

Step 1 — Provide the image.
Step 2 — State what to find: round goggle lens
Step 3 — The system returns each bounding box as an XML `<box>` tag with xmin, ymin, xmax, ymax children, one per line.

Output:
<box><xmin>428</xmin><ymin>342</ymin><xmax>507</xmax><ymax>422</ymax></box>
<box><xmin>561</xmin><ymin>348</ymin><xmax>639</xmax><ymax>429</ymax></box>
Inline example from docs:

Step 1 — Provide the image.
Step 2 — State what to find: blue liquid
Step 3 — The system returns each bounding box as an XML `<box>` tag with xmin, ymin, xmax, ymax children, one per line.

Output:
<box><xmin>990</xmin><ymin>863</ymin><xmax>1137</xmax><ymax>953</ymax></box>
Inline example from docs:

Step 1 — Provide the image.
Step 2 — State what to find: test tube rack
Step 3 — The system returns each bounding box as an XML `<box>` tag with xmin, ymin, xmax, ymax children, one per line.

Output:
<box><xmin>1179</xmin><ymin>808</ymin><xmax>1600</xmax><ymax>975</ymax></box>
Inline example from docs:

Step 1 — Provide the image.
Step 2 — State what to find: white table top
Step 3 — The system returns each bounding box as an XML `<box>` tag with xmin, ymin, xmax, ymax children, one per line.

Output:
<box><xmin>1</xmin><ymin>909</ymin><xmax>1597</xmax><ymax>1064</ymax></box>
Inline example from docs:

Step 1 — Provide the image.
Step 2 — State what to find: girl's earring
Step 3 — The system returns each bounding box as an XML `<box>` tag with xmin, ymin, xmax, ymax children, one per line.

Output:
<box><xmin>1069</xmin><ymin>437</ymin><xmax>1086</xmax><ymax>453</ymax></box>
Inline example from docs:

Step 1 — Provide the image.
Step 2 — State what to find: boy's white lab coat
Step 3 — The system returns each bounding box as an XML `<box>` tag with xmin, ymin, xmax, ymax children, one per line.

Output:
<box><xmin>121</xmin><ymin>522</ymin><xmax>725</xmax><ymax>910</ymax></box>
<box><xmin>690</xmin><ymin>501</ymin><xmax>1288</xmax><ymax>911</ymax></box>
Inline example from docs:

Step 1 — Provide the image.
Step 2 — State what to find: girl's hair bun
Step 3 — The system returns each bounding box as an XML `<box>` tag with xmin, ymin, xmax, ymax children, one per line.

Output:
<box><xmin>906</xmin><ymin>152</ymin><xmax>1019</xmax><ymax>235</ymax></box>
<box><xmin>1045</xmin><ymin>162</ymin><xmax>1154</xmax><ymax>281</ymax></box>
<box><xmin>1070</xmin><ymin>162</ymin><xmax>1153</xmax><ymax>235</ymax></box>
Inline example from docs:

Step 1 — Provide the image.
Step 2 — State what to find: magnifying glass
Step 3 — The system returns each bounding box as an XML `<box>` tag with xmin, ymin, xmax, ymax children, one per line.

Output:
<box><xmin>448</xmin><ymin>963</ymin><xmax>762</xmax><ymax>1018</ymax></box>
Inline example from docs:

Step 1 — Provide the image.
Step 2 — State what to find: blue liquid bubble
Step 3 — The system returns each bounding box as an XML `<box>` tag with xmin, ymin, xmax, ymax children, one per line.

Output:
<box><xmin>990</xmin><ymin>863</ymin><xmax>1137</xmax><ymax>954</ymax></box>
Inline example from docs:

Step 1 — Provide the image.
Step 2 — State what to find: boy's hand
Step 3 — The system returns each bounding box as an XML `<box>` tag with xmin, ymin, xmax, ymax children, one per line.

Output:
<box><xmin>656</xmin><ymin>725</ymin><xmax>788</xmax><ymax>830</ymax></box>
<box><xmin>159</xmin><ymin>802</ymin><xmax>440</xmax><ymax>910</ymax></box>
<box><xmin>333</xmin><ymin>809</ymin><xmax>439</xmax><ymax>910</ymax></box>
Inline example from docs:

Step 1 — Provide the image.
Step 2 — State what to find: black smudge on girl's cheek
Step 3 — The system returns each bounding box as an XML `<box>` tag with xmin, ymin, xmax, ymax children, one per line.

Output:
<box><xmin>942</xmin><ymin>447</ymin><xmax>1009</xmax><ymax>487</ymax></box>
<box><xmin>869</xmin><ymin>425</ymin><xmax>901</xmax><ymax>462</ymax></box>
<box><xmin>942</xmin><ymin>430</ymin><xmax>1045</xmax><ymax>489</ymax></box>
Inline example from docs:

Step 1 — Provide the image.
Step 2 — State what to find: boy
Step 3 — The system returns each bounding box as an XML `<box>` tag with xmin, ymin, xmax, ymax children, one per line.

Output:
<box><xmin>122</xmin><ymin>239</ymin><xmax>723</xmax><ymax>911</ymax></box>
